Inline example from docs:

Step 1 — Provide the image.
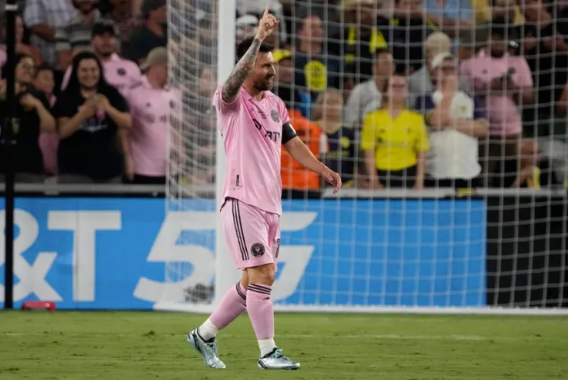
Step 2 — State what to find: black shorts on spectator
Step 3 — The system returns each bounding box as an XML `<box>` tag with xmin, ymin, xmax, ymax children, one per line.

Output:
<box><xmin>377</xmin><ymin>165</ymin><xmax>417</xmax><ymax>189</ymax></box>
<box><xmin>480</xmin><ymin>136</ymin><xmax>520</xmax><ymax>187</ymax></box>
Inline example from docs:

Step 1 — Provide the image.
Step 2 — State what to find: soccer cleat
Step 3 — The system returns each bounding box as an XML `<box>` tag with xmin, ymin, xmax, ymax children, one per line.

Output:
<box><xmin>186</xmin><ymin>329</ymin><xmax>226</xmax><ymax>369</ymax></box>
<box><xmin>257</xmin><ymin>348</ymin><xmax>300</xmax><ymax>370</ymax></box>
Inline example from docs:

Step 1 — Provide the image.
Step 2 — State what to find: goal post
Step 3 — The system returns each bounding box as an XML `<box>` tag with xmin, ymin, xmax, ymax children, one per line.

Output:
<box><xmin>157</xmin><ymin>0</ymin><xmax>568</xmax><ymax>315</ymax></box>
<box><xmin>214</xmin><ymin>0</ymin><xmax>239</xmax><ymax>306</ymax></box>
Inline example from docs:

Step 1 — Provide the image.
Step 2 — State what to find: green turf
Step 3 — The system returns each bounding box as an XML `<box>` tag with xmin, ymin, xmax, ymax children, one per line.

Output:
<box><xmin>0</xmin><ymin>311</ymin><xmax>567</xmax><ymax>379</ymax></box>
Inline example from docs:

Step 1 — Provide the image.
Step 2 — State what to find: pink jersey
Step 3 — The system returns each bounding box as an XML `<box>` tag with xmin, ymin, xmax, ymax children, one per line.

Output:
<box><xmin>126</xmin><ymin>76</ymin><xmax>180</xmax><ymax>176</ymax></box>
<box><xmin>213</xmin><ymin>86</ymin><xmax>290</xmax><ymax>215</ymax></box>
<box><xmin>61</xmin><ymin>53</ymin><xmax>141</xmax><ymax>97</ymax></box>
<box><xmin>460</xmin><ymin>50</ymin><xmax>533</xmax><ymax>137</ymax></box>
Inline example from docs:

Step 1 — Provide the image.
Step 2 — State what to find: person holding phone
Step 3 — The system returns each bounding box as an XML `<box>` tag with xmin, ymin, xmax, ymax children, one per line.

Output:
<box><xmin>460</xmin><ymin>23</ymin><xmax>534</xmax><ymax>187</ymax></box>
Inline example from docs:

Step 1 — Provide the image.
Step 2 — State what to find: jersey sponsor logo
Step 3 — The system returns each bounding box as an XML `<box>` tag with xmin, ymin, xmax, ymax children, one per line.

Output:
<box><xmin>142</xmin><ymin>114</ymin><xmax>167</xmax><ymax>123</ymax></box>
<box><xmin>253</xmin><ymin>118</ymin><xmax>263</xmax><ymax>131</ymax></box>
<box><xmin>264</xmin><ymin>131</ymin><xmax>280</xmax><ymax>142</ymax></box>
<box><xmin>117</xmin><ymin>68</ymin><xmax>126</xmax><ymax>76</ymax></box>
<box><xmin>254</xmin><ymin>108</ymin><xmax>267</xmax><ymax>119</ymax></box>
<box><xmin>271</xmin><ymin>109</ymin><xmax>280</xmax><ymax>122</ymax></box>
<box><xmin>251</xmin><ymin>243</ymin><xmax>265</xmax><ymax>257</ymax></box>
<box><xmin>253</xmin><ymin>118</ymin><xmax>281</xmax><ymax>142</ymax></box>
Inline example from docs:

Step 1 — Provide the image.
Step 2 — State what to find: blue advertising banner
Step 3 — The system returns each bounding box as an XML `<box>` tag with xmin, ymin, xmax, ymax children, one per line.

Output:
<box><xmin>0</xmin><ymin>198</ymin><xmax>486</xmax><ymax>309</ymax></box>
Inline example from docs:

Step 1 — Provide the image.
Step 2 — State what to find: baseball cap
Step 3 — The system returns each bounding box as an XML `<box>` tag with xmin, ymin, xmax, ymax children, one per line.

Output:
<box><xmin>140</xmin><ymin>47</ymin><xmax>168</xmax><ymax>71</ymax></box>
<box><xmin>272</xmin><ymin>49</ymin><xmax>292</xmax><ymax>63</ymax></box>
<box><xmin>91</xmin><ymin>22</ymin><xmax>115</xmax><ymax>38</ymax></box>
<box><xmin>142</xmin><ymin>0</ymin><xmax>166</xmax><ymax>16</ymax></box>
<box><xmin>431</xmin><ymin>52</ymin><xmax>455</xmax><ymax>69</ymax></box>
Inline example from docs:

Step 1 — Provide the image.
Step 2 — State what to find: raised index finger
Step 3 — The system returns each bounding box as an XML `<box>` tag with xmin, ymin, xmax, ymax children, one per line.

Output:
<box><xmin>263</xmin><ymin>5</ymin><xmax>269</xmax><ymax>18</ymax></box>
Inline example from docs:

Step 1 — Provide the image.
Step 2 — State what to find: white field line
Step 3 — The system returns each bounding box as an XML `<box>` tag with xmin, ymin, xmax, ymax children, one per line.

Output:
<box><xmin>0</xmin><ymin>332</ymin><xmax>546</xmax><ymax>342</ymax></box>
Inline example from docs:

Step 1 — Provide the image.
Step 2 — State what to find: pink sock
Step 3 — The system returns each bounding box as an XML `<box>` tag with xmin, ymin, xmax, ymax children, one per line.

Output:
<box><xmin>207</xmin><ymin>282</ymin><xmax>247</xmax><ymax>330</ymax></box>
<box><xmin>246</xmin><ymin>284</ymin><xmax>274</xmax><ymax>340</ymax></box>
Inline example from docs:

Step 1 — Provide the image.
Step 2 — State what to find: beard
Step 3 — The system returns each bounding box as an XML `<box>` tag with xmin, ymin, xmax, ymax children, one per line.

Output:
<box><xmin>97</xmin><ymin>49</ymin><xmax>113</xmax><ymax>59</ymax></box>
<box><xmin>254</xmin><ymin>75</ymin><xmax>274</xmax><ymax>92</ymax></box>
<box><xmin>490</xmin><ymin>48</ymin><xmax>505</xmax><ymax>58</ymax></box>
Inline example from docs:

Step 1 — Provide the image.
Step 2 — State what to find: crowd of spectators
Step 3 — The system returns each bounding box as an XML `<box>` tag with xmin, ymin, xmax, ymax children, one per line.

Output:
<box><xmin>0</xmin><ymin>0</ymin><xmax>567</xmax><ymax>192</ymax></box>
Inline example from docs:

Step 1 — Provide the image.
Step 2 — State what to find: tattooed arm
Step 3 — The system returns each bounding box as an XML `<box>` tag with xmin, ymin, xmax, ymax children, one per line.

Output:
<box><xmin>221</xmin><ymin>6</ymin><xmax>278</xmax><ymax>103</ymax></box>
<box><xmin>221</xmin><ymin>38</ymin><xmax>262</xmax><ymax>103</ymax></box>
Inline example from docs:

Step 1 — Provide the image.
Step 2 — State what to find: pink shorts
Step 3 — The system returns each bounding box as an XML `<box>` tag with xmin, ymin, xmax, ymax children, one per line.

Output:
<box><xmin>221</xmin><ymin>198</ymin><xmax>280</xmax><ymax>270</ymax></box>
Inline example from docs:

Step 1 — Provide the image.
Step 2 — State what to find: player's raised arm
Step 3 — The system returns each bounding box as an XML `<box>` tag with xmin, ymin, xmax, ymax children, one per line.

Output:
<box><xmin>221</xmin><ymin>7</ymin><xmax>278</xmax><ymax>103</ymax></box>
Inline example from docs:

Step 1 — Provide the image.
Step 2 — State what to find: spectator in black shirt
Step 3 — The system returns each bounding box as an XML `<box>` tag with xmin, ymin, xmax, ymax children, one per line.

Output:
<box><xmin>294</xmin><ymin>14</ymin><xmax>341</xmax><ymax>102</ymax></box>
<box><xmin>127</xmin><ymin>0</ymin><xmax>167</xmax><ymax>65</ymax></box>
<box><xmin>391</xmin><ymin>0</ymin><xmax>434</xmax><ymax>75</ymax></box>
<box><xmin>518</xmin><ymin>0</ymin><xmax>568</xmax><ymax>122</ymax></box>
<box><xmin>312</xmin><ymin>88</ymin><xmax>356</xmax><ymax>187</ymax></box>
<box><xmin>53</xmin><ymin>52</ymin><xmax>131</xmax><ymax>183</ymax></box>
<box><xmin>0</xmin><ymin>55</ymin><xmax>56</xmax><ymax>182</ymax></box>
<box><xmin>329</xmin><ymin>0</ymin><xmax>392</xmax><ymax>85</ymax></box>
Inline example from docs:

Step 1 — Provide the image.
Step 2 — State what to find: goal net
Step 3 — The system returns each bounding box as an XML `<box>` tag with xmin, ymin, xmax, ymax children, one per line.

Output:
<box><xmin>159</xmin><ymin>0</ymin><xmax>568</xmax><ymax>314</ymax></box>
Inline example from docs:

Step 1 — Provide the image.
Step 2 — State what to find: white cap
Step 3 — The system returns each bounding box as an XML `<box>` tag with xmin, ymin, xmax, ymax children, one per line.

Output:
<box><xmin>236</xmin><ymin>14</ymin><xmax>259</xmax><ymax>27</ymax></box>
<box><xmin>431</xmin><ymin>52</ymin><xmax>456</xmax><ymax>69</ymax></box>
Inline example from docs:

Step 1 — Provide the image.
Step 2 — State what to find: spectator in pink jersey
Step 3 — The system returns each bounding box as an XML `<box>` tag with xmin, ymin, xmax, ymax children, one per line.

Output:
<box><xmin>61</xmin><ymin>22</ymin><xmax>141</xmax><ymax>96</ymax></box>
<box><xmin>33</xmin><ymin>65</ymin><xmax>59</xmax><ymax>176</ymax></box>
<box><xmin>460</xmin><ymin>24</ymin><xmax>534</xmax><ymax>186</ymax></box>
<box><xmin>123</xmin><ymin>47</ymin><xmax>176</xmax><ymax>184</ymax></box>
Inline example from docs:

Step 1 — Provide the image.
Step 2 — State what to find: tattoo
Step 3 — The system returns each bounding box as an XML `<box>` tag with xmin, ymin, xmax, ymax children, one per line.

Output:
<box><xmin>222</xmin><ymin>38</ymin><xmax>262</xmax><ymax>102</ymax></box>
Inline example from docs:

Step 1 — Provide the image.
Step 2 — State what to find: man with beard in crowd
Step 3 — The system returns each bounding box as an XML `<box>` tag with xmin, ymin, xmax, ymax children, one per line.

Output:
<box><xmin>127</xmin><ymin>0</ymin><xmax>167</xmax><ymax>64</ymax></box>
<box><xmin>61</xmin><ymin>21</ymin><xmax>141</xmax><ymax>96</ymax></box>
<box><xmin>55</xmin><ymin>0</ymin><xmax>112</xmax><ymax>71</ymax></box>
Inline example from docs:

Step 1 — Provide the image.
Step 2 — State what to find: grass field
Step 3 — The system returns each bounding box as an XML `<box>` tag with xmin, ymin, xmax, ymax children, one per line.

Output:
<box><xmin>0</xmin><ymin>311</ymin><xmax>567</xmax><ymax>380</ymax></box>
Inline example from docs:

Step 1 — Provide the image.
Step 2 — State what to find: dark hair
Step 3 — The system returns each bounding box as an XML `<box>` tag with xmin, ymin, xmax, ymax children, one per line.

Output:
<box><xmin>236</xmin><ymin>37</ymin><xmax>273</xmax><ymax>61</ymax></box>
<box><xmin>63</xmin><ymin>51</ymin><xmax>113</xmax><ymax>97</ymax></box>
<box><xmin>34</xmin><ymin>64</ymin><xmax>54</xmax><ymax>78</ymax></box>
<box><xmin>381</xmin><ymin>75</ymin><xmax>406</xmax><ymax>105</ymax></box>
<box><xmin>373</xmin><ymin>48</ymin><xmax>392</xmax><ymax>62</ymax></box>
<box><xmin>1</xmin><ymin>54</ymin><xmax>34</xmax><ymax>79</ymax></box>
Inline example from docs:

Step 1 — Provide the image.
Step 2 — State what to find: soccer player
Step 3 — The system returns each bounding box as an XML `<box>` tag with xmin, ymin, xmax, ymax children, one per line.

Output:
<box><xmin>187</xmin><ymin>8</ymin><xmax>342</xmax><ymax>370</ymax></box>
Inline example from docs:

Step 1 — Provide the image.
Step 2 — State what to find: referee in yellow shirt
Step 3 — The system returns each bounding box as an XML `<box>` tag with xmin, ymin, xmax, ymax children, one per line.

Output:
<box><xmin>361</xmin><ymin>75</ymin><xmax>430</xmax><ymax>189</ymax></box>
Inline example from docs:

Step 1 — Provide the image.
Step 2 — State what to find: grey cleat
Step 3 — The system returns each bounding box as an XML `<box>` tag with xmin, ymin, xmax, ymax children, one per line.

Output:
<box><xmin>187</xmin><ymin>329</ymin><xmax>226</xmax><ymax>369</ymax></box>
<box><xmin>257</xmin><ymin>348</ymin><xmax>300</xmax><ymax>370</ymax></box>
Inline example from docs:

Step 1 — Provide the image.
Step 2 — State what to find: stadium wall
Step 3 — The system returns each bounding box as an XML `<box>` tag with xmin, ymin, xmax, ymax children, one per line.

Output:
<box><xmin>0</xmin><ymin>197</ymin><xmax>565</xmax><ymax>309</ymax></box>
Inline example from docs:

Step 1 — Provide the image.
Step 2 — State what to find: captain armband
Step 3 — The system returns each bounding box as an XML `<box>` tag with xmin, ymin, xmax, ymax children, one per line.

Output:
<box><xmin>282</xmin><ymin>122</ymin><xmax>297</xmax><ymax>144</ymax></box>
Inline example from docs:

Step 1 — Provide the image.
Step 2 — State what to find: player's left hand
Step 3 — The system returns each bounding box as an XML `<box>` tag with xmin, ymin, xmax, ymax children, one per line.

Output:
<box><xmin>321</xmin><ymin>167</ymin><xmax>342</xmax><ymax>194</ymax></box>
<box><xmin>256</xmin><ymin>6</ymin><xmax>278</xmax><ymax>42</ymax></box>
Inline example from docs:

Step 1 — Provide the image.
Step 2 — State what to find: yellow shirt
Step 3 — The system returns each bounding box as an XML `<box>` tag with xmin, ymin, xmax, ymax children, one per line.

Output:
<box><xmin>469</xmin><ymin>0</ymin><xmax>524</xmax><ymax>25</ymax></box>
<box><xmin>361</xmin><ymin>109</ymin><xmax>429</xmax><ymax>171</ymax></box>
